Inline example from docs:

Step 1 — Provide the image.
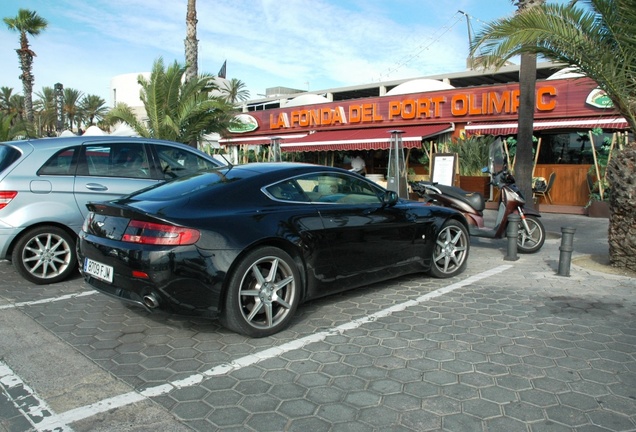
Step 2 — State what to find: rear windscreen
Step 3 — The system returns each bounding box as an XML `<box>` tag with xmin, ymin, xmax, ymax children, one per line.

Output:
<box><xmin>0</xmin><ymin>145</ymin><xmax>21</xmax><ymax>174</ymax></box>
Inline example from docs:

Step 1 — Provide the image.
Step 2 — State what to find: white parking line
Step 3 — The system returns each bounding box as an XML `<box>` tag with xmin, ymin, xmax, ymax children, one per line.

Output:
<box><xmin>26</xmin><ymin>265</ymin><xmax>512</xmax><ymax>431</ymax></box>
<box><xmin>0</xmin><ymin>291</ymin><xmax>96</xmax><ymax>310</ymax></box>
<box><xmin>0</xmin><ymin>361</ymin><xmax>74</xmax><ymax>432</ymax></box>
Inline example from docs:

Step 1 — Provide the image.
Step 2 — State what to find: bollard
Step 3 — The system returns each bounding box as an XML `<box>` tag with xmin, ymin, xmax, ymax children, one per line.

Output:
<box><xmin>504</xmin><ymin>214</ymin><xmax>520</xmax><ymax>261</ymax></box>
<box><xmin>558</xmin><ymin>227</ymin><xmax>577</xmax><ymax>276</ymax></box>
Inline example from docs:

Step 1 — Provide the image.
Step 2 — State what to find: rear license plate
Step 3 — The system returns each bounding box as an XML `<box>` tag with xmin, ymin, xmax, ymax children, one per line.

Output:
<box><xmin>84</xmin><ymin>258</ymin><xmax>113</xmax><ymax>283</ymax></box>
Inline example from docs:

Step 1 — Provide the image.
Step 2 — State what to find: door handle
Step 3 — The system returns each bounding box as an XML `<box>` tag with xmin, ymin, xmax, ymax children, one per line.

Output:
<box><xmin>85</xmin><ymin>183</ymin><xmax>108</xmax><ymax>191</ymax></box>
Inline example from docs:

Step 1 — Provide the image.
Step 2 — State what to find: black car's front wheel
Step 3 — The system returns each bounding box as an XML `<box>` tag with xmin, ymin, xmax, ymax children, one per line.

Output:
<box><xmin>429</xmin><ymin>220</ymin><xmax>470</xmax><ymax>278</ymax></box>
<box><xmin>221</xmin><ymin>247</ymin><xmax>301</xmax><ymax>337</ymax></box>
<box><xmin>11</xmin><ymin>226</ymin><xmax>77</xmax><ymax>285</ymax></box>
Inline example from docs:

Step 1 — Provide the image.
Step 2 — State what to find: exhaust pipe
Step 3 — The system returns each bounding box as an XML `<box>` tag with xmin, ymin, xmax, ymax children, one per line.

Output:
<box><xmin>143</xmin><ymin>294</ymin><xmax>160</xmax><ymax>309</ymax></box>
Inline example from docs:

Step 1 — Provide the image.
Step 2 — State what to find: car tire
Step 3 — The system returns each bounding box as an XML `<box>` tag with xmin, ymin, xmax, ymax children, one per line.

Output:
<box><xmin>517</xmin><ymin>215</ymin><xmax>546</xmax><ymax>253</ymax></box>
<box><xmin>428</xmin><ymin>219</ymin><xmax>470</xmax><ymax>278</ymax></box>
<box><xmin>11</xmin><ymin>226</ymin><xmax>77</xmax><ymax>285</ymax></box>
<box><xmin>221</xmin><ymin>246</ymin><xmax>301</xmax><ymax>337</ymax></box>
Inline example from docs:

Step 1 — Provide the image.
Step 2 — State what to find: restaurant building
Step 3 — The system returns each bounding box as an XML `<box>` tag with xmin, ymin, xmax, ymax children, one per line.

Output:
<box><xmin>220</xmin><ymin>62</ymin><xmax>631</xmax><ymax>211</ymax></box>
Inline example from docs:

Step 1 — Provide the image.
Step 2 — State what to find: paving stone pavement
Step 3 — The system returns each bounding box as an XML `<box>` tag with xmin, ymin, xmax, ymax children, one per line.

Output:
<box><xmin>1</xmin><ymin>211</ymin><xmax>635</xmax><ymax>431</ymax></box>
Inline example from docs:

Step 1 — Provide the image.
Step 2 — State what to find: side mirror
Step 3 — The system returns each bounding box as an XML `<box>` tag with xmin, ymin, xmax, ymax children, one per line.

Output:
<box><xmin>382</xmin><ymin>190</ymin><xmax>399</xmax><ymax>206</ymax></box>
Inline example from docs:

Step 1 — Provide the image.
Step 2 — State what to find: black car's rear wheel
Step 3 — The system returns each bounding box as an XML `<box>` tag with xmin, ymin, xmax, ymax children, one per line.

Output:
<box><xmin>429</xmin><ymin>220</ymin><xmax>469</xmax><ymax>278</ymax></box>
<box><xmin>221</xmin><ymin>246</ymin><xmax>300</xmax><ymax>337</ymax></box>
<box><xmin>12</xmin><ymin>226</ymin><xmax>77</xmax><ymax>284</ymax></box>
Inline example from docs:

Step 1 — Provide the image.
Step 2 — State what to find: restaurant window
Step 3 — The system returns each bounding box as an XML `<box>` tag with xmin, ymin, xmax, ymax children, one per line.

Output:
<box><xmin>535</xmin><ymin>131</ymin><xmax>630</xmax><ymax>164</ymax></box>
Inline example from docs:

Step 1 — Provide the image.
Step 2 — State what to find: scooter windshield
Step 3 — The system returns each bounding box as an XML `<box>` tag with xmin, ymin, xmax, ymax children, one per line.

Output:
<box><xmin>489</xmin><ymin>138</ymin><xmax>506</xmax><ymax>175</ymax></box>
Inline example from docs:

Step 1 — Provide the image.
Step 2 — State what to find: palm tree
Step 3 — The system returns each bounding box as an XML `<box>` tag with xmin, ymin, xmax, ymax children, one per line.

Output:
<box><xmin>0</xmin><ymin>87</ymin><xmax>15</xmax><ymax>114</ymax></box>
<box><xmin>63</xmin><ymin>88</ymin><xmax>84</xmax><ymax>132</ymax></box>
<box><xmin>107</xmin><ymin>57</ymin><xmax>236</xmax><ymax>145</ymax></box>
<box><xmin>80</xmin><ymin>94</ymin><xmax>108</xmax><ymax>126</ymax></box>
<box><xmin>471</xmin><ymin>0</ymin><xmax>636</xmax><ymax>271</ymax></box>
<box><xmin>9</xmin><ymin>94</ymin><xmax>25</xmax><ymax>122</ymax></box>
<box><xmin>513</xmin><ymin>0</ymin><xmax>545</xmax><ymax>210</ymax></box>
<box><xmin>3</xmin><ymin>9</ymin><xmax>48</xmax><ymax>124</ymax></box>
<box><xmin>184</xmin><ymin>0</ymin><xmax>198</xmax><ymax>83</ymax></box>
<box><xmin>34</xmin><ymin>86</ymin><xmax>56</xmax><ymax>136</ymax></box>
<box><xmin>0</xmin><ymin>112</ymin><xmax>32</xmax><ymax>141</ymax></box>
<box><xmin>221</xmin><ymin>78</ymin><xmax>251</xmax><ymax>104</ymax></box>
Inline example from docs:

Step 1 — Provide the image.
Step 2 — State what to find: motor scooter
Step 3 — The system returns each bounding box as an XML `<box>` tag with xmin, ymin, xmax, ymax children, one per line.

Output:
<box><xmin>411</xmin><ymin>139</ymin><xmax>545</xmax><ymax>253</ymax></box>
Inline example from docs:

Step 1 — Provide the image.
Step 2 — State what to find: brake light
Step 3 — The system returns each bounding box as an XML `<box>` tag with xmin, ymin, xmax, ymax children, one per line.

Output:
<box><xmin>0</xmin><ymin>191</ymin><xmax>17</xmax><ymax>210</ymax></box>
<box><xmin>122</xmin><ymin>220</ymin><xmax>200</xmax><ymax>245</ymax></box>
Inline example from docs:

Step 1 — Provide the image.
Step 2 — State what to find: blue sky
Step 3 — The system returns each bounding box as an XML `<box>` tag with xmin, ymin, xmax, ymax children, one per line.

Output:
<box><xmin>2</xmin><ymin>0</ymin><xmax>543</xmax><ymax>106</ymax></box>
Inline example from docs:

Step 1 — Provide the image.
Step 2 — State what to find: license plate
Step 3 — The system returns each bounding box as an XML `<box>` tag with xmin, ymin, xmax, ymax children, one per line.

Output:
<box><xmin>84</xmin><ymin>258</ymin><xmax>114</xmax><ymax>283</ymax></box>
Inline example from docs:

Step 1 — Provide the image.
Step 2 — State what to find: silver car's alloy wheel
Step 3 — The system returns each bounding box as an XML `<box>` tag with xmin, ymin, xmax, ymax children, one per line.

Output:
<box><xmin>222</xmin><ymin>246</ymin><xmax>300</xmax><ymax>337</ymax></box>
<box><xmin>429</xmin><ymin>220</ymin><xmax>469</xmax><ymax>278</ymax></box>
<box><xmin>12</xmin><ymin>226</ymin><xmax>77</xmax><ymax>285</ymax></box>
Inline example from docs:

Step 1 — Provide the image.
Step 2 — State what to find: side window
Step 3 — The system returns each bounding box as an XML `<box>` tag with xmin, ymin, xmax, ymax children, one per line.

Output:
<box><xmin>298</xmin><ymin>173</ymin><xmax>381</xmax><ymax>204</ymax></box>
<box><xmin>154</xmin><ymin>145</ymin><xmax>218</xmax><ymax>180</ymax></box>
<box><xmin>265</xmin><ymin>180</ymin><xmax>309</xmax><ymax>202</ymax></box>
<box><xmin>38</xmin><ymin>147</ymin><xmax>78</xmax><ymax>175</ymax></box>
<box><xmin>81</xmin><ymin>143</ymin><xmax>151</xmax><ymax>179</ymax></box>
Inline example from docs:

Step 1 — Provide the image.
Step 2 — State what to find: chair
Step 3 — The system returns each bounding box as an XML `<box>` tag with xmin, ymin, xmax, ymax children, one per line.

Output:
<box><xmin>534</xmin><ymin>172</ymin><xmax>556</xmax><ymax>204</ymax></box>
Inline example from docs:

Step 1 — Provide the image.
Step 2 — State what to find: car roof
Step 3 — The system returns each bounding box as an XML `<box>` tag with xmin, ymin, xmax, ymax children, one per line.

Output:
<box><xmin>2</xmin><ymin>136</ymin><xmax>221</xmax><ymax>163</ymax></box>
<box><xmin>4</xmin><ymin>136</ymin><xmax>195</xmax><ymax>148</ymax></box>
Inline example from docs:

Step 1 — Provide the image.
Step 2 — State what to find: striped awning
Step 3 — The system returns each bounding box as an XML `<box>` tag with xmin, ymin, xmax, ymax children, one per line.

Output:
<box><xmin>219</xmin><ymin>133</ymin><xmax>308</xmax><ymax>146</ymax></box>
<box><xmin>280</xmin><ymin>124</ymin><xmax>454</xmax><ymax>152</ymax></box>
<box><xmin>465</xmin><ymin>117</ymin><xmax>629</xmax><ymax>136</ymax></box>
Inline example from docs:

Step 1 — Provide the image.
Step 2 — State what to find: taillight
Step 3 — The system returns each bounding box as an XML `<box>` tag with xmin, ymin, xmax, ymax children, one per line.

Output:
<box><xmin>82</xmin><ymin>212</ymin><xmax>94</xmax><ymax>232</ymax></box>
<box><xmin>121</xmin><ymin>220</ymin><xmax>200</xmax><ymax>245</ymax></box>
<box><xmin>0</xmin><ymin>191</ymin><xmax>17</xmax><ymax>210</ymax></box>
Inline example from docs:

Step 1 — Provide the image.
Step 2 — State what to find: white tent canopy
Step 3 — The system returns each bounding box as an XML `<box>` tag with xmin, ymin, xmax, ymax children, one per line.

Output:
<box><xmin>110</xmin><ymin>123</ymin><xmax>139</xmax><ymax>137</ymax></box>
<box><xmin>82</xmin><ymin>125</ymin><xmax>106</xmax><ymax>136</ymax></box>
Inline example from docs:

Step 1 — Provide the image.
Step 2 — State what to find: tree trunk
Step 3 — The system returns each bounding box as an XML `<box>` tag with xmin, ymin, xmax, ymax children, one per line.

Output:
<box><xmin>184</xmin><ymin>0</ymin><xmax>198</xmax><ymax>84</ymax></box>
<box><xmin>607</xmin><ymin>147</ymin><xmax>636</xmax><ymax>272</ymax></box>
<box><xmin>515</xmin><ymin>52</ymin><xmax>537</xmax><ymax>208</ymax></box>
<box><xmin>185</xmin><ymin>0</ymin><xmax>198</xmax><ymax>148</ymax></box>
<box><xmin>18</xmin><ymin>49</ymin><xmax>35</xmax><ymax>124</ymax></box>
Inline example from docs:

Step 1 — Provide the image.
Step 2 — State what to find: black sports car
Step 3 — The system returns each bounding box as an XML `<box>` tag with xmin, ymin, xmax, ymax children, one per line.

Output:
<box><xmin>78</xmin><ymin>162</ymin><xmax>470</xmax><ymax>337</ymax></box>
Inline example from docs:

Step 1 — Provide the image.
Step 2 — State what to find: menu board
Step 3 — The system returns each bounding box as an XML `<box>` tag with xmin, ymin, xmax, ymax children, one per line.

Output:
<box><xmin>431</xmin><ymin>153</ymin><xmax>457</xmax><ymax>186</ymax></box>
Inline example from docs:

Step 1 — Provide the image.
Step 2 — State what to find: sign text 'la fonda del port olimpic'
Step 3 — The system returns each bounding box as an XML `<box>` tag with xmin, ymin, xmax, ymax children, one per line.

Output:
<box><xmin>249</xmin><ymin>77</ymin><xmax>613</xmax><ymax>133</ymax></box>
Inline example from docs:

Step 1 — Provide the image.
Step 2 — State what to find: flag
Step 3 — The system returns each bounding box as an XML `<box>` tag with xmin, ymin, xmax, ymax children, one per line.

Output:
<box><xmin>218</xmin><ymin>60</ymin><xmax>227</xmax><ymax>78</ymax></box>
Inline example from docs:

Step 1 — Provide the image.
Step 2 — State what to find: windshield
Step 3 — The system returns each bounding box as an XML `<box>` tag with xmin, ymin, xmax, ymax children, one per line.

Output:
<box><xmin>489</xmin><ymin>138</ymin><xmax>506</xmax><ymax>175</ymax></box>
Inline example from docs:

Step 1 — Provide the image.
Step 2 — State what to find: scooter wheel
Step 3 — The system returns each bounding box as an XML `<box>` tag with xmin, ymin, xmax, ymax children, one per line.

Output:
<box><xmin>429</xmin><ymin>219</ymin><xmax>470</xmax><ymax>278</ymax></box>
<box><xmin>517</xmin><ymin>215</ymin><xmax>546</xmax><ymax>253</ymax></box>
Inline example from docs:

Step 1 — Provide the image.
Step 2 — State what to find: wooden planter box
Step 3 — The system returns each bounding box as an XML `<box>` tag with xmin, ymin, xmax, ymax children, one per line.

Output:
<box><xmin>587</xmin><ymin>200</ymin><xmax>610</xmax><ymax>218</ymax></box>
<box><xmin>460</xmin><ymin>176</ymin><xmax>490</xmax><ymax>197</ymax></box>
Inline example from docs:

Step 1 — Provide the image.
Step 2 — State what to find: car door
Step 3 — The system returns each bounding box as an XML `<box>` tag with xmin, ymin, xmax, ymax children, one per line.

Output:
<box><xmin>304</xmin><ymin>172</ymin><xmax>425</xmax><ymax>285</ymax></box>
<box><xmin>73</xmin><ymin>142</ymin><xmax>159</xmax><ymax>219</ymax></box>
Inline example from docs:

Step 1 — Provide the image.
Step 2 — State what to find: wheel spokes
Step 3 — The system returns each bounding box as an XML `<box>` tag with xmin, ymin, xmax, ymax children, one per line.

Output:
<box><xmin>23</xmin><ymin>234</ymin><xmax>71</xmax><ymax>278</ymax></box>
<box><xmin>241</xmin><ymin>256</ymin><xmax>296</xmax><ymax>329</ymax></box>
<box><xmin>434</xmin><ymin>226</ymin><xmax>467</xmax><ymax>274</ymax></box>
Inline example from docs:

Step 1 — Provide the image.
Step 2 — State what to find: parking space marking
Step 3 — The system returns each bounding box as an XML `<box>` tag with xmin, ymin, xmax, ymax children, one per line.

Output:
<box><xmin>22</xmin><ymin>265</ymin><xmax>513</xmax><ymax>431</ymax></box>
<box><xmin>0</xmin><ymin>361</ymin><xmax>74</xmax><ymax>432</ymax></box>
<box><xmin>0</xmin><ymin>291</ymin><xmax>96</xmax><ymax>310</ymax></box>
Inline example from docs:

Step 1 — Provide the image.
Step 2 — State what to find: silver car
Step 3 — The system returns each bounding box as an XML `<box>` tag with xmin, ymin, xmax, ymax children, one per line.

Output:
<box><xmin>0</xmin><ymin>136</ymin><xmax>224</xmax><ymax>284</ymax></box>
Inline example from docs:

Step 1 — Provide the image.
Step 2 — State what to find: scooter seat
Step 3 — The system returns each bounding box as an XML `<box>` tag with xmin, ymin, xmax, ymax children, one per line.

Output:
<box><xmin>463</xmin><ymin>192</ymin><xmax>486</xmax><ymax>212</ymax></box>
<box><xmin>434</xmin><ymin>184</ymin><xmax>486</xmax><ymax>212</ymax></box>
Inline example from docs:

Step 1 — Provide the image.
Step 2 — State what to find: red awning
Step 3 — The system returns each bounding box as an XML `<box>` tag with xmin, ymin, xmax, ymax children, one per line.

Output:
<box><xmin>280</xmin><ymin>124</ymin><xmax>454</xmax><ymax>152</ymax></box>
<box><xmin>219</xmin><ymin>133</ymin><xmax>308</xmax><ymax>146</ymax></box>
<box><xmin>465</xmin><ymin>117</ymin><xmax>629</xmax><ymax>136</ymax></box>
